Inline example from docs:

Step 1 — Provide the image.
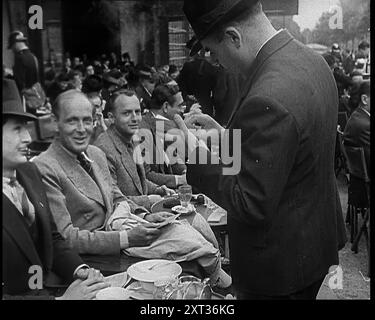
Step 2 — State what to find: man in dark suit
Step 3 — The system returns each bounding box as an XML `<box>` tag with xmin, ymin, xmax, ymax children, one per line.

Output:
<box><xmin>2</xmin><ymin>79</ymin><xmax>109</xmax><ymax>299</ymax></box>
<box><xmin>344</xmin><ymin>80</ymin><xmax>371</xmax><ymax>172</ymax></box>
<box><xmin>177</xmin><ymin>49</ymin><xmax>219</xmax><ymax>117</ymax></box>
<box><xmin>139</xmin><ymin>85</ymin><xmax>188</xmax><ymax>189</ymax></box>
<box><xmin>135</xmin><ymin>65</ymin><xmax>156</xmax><ymax>113</ymax></box>
<box><xmin>180</xmin><ymin>0</ymin><xmax>347</xmax><ymax>299</ymax></box>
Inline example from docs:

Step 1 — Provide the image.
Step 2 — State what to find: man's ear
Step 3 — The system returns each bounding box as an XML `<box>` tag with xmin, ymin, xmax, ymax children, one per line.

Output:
<box><xmin>108</xmin><ymin>111</ymin><xmax>115</xmax><ymax>122</ymax></box>
<box><xmin>162</xmin><ymin>102</ymin><xmax>169</xmax><ymax>114</ymax></box>
<box><xmin>224</xmin><ymin>26</ymin><xmax>242</xmax><ymax>49</ymax></box>
<box><xmin>361</xmin><ymin>94</ymin><xmax>368</xmax><ymax>105</ymax></box>
<box><xmin>50</xmin><ymin>113</ymin><xmax>59</xmax><ymax>134</ymax></box>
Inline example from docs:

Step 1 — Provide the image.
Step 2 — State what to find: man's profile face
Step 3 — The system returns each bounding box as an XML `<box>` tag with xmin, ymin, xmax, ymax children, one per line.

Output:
<box><xmin>3</xmin><ymin>117</ymin><xmax>31</xmax><ymax>170</ymax></box>
<box><xmin>360</xmin><ymin>47</ymin><xmax>370</xmax><ymax>58</ymax></box>
<box><xmin>165</xmin><ymin>92</ymin><xmax>186</xmax><ymax>120</ymax></box>
<box><xmin>202</xmin><ymin>33</ymin><xmax>244</xmax><ymax>75</ymax></box>
<box><xmin>56</xmin><ymin>95</ymin><xmax>94</xmax><ymax>155</ymax></box>
<box><xmin>112</xmin><ymin>94</ymin><xmax>142</xmax><ymax>137</ymax></box>
<box><xmin>364</xmin><ymin>94</ymin><xmax>371</xmax><ymax>111</ymax></box>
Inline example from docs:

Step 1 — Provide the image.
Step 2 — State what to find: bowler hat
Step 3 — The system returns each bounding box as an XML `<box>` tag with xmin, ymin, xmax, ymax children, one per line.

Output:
<box><xmin>103</xmin><ymin>69</ymin><xmax>123</xmax><ymax>86</ymax></box>
<box><xmin>82</xmin><ymin>75</ymin><xmax>104</xmax><ymax>93</ymax></box>
<box><xmin>184</xmin><ymin>0</ymin><xmax>255</xmax><ymax>56</ymax></box>
<box><xmin>3</xmin><ymin>79</ymin><xmax>37</xmax><ymax>121</ymax></box>
<box><xmin>8</xmin><ymin>31</ymin><xmax>28</xmax><ymax>49</ymax></box>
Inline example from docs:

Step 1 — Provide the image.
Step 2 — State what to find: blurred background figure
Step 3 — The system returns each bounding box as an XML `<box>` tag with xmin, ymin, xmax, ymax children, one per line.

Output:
<box><xmin>7</xmin><ymin>30</ymin><xmax>48</xmax><ymax>115</ymax></box>
<box><xmin>343</xmin><ymin>80</ymin><xmax>370</xmax><ymax>171</ymax></box>
<box><xmin>135</xmin><ymin>64</ymin><xmax>156</xmax><ymax>113</ymax></box>
<box><xmin>331</xmin><ymin>43</ymin><xmax>343</xmax><ymax>65</ymax></box>
<box><xmin>168</xmin><ymin>64</ymin><xmax>180</xmax><ymax>80</ymax></box>
<box><xmin>85</xmin><ymin>64</ymin><xmax>95</xmax><ymax>78</ymax></box>
<box><xmin>177</xmin><ymin>38</ymin><xmax>220</xmax><ymax>117</ymax></box>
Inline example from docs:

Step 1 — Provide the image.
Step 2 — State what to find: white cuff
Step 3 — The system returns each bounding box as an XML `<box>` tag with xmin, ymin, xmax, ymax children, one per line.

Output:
<box><xmin>119</xmin><ymin>230</ymin><xmax>129</xmax><ymax>249</ymax></box>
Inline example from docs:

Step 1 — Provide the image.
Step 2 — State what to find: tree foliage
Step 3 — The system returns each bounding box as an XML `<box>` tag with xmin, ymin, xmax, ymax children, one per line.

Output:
<box><xmin>311</xmin><ymin>0</ymin><xmax>370</xmax><ymax>46</ymax></box>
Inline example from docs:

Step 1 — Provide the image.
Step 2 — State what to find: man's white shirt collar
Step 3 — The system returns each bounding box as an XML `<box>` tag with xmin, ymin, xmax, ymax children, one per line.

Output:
<box><xmin>150</xmin><ymin>111</ymin><xmax>169</xmax><ymax>121</ymax></box>
<box><xmin>256</xmin><ymin>29</ymin><xmax>284</xmax><ymax>57</ymax></box>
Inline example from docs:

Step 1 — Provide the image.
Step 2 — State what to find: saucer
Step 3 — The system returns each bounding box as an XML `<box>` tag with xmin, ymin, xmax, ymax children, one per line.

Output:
<box><xmin>124</xmin><ymin>281</ymin><xmax>155</xmax><ymax>300</ymax></box>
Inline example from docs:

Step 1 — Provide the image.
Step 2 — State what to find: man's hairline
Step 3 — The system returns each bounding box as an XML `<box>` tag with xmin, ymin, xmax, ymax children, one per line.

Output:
<box><xmin>111</xmin><ymin>92</ymin><xmax>140</xmax><ymax>115</ymax></box>
<box><xmin>53</xmin><ymin>91</ymin><xmax>93</xmax><ymax>119</ymax></box>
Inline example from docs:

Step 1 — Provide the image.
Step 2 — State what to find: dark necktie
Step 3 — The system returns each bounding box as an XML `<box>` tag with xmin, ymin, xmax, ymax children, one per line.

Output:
<box><xmin>77</xmin><ymin>153</ymin><xmax>95</xmax><ymax>180</ymax></box>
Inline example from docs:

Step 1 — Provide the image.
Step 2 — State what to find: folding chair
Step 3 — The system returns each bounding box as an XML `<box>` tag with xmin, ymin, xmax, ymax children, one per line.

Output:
<box><xmin>342</xmin><ymin>146</ymin><xmax>370</xmax><ymax>276</ymax></box>
<box><xmin>27</xmin><ymin>114</ymin><xmax>56</xmax><ymax>158</ymax></box>
<box><xmin>334</xmin><ymin>128</ymin><xmax>348</xmax><ymax>181</ymax></box>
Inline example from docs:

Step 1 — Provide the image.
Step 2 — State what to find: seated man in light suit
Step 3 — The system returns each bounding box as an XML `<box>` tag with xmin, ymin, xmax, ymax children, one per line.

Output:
<box><xmin>94</xmin><ymin>89</ymin><xmax>175</xmax><ymax>211</ymax></box>
<box><xmin>3</xmin><ymin>79</ymin><xmax>109</xmax><ymax>300</ymax></box>
<box><xmin>34</xmin><ymin>90</ymin><xmax>172</xmax><ymax>255</ymax></box>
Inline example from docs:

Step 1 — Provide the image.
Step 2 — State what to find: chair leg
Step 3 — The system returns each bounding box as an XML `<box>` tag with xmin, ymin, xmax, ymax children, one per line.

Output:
<box><xmin>350</xmin><ymin>205</ymin><xmax>354</xmax><ymax>243</ymax></box>
<box><xmin>351</xmin><ymin>209</ymin><xmax>369</xmax><ymax>253</ymax></box>
<box><xmin>354</xmin><ymin>208</ymin><xmax>359</xmax><ymax>240</ymax></box>
<box><xmin>345</xmin><ymin>205</ymin><xmax>350</xmax><ymax>224</ymax></box>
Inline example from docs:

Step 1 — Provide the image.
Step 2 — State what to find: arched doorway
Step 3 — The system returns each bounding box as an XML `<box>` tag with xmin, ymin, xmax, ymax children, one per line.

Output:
<box><xmin>62</xmin><ymin>0</ymin><xmax>121</xmax><ymax>60</ymax></box>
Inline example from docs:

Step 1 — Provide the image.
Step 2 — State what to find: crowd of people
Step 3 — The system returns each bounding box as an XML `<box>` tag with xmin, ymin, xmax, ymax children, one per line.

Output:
<box><xmin>321</xmin><ymin>41</ymin><xmax>371</xmax><ymax>173</ymax></box>
<box><xmin>323</xmin><ymin>41</ymin><xmax>370</xmax><ymax>117</ymax></box>
<box><xmin>3</xmin><ymin>0</ymin><xmax>370</xmax><ymax>300</ymax></box>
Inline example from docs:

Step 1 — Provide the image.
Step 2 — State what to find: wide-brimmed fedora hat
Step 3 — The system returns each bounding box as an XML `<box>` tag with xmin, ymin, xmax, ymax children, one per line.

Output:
<box><xmin>183</xmin><ymin>0</ymin><xmax>256</xmax><ymax>56</ymax></box>
<box><xmin>3</xmin><ymin>79</ymin><xmax>37</xmax><ymax>121</ymax></box>
<box><xmin>8</xmin><ymin>30</ymin><xmax>28</xmax><ymax>49</ymax></box>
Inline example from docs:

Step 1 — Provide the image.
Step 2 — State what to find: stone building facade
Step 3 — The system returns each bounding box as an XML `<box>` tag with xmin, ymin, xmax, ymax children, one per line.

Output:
<box><xmin>3</xmin><ymin>0</ymin><xmax>298</xmax><ymax>75</ymax></box>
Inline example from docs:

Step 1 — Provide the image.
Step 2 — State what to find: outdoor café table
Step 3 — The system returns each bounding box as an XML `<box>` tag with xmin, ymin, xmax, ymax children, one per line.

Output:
<box><xmin>150</xmin><ymin>197</ymin><xmax>229</xmax><ymax>260</ymax></box>
<box><xmin>81</xmin><ymin>254</ymin><xmax>204</xmax><ymax>278</ymax></box>
<box><xmin>81</xmin><ymin>197</ymin><xmax>228</xmax><ymax>276</ymax></box>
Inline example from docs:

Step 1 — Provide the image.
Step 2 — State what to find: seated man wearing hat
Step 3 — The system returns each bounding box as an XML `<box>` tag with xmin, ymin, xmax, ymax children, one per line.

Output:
<box><xmin>135</xmin><ymin>65</ymin><xmax>156</xmax><ymax>113</ymax></box>
<box><xmin>2</xmin><ymin>79</ymin><xmax>109</xmax><ymax>299</ymax></box>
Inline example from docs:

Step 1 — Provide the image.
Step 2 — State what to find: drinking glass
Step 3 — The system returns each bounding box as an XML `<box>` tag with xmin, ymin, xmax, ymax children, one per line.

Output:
<box><xmin>178</xmin><ymin>184</ymin><xmax>192</xmax><ymax>208</ymax></box>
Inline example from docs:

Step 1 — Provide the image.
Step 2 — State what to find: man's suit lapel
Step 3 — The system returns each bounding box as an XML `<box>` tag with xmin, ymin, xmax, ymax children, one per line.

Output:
<box><xmin>3</xmin><ymin>194</ymin><xmax>42</xmax><ymax>267</ymax></box>
<box><xmin>147</xmin><ymin>114</ymin><xmax>173</xmax><ymax>173</ymax></box>
<box><xmin>226</xmin><ymin>30</ymin><xmax>294</xmax><ymax>128</ymax></box>
<box><xmin>52</xmin><ymin>141</ymin><xmax>105</xmax><ymax>207</ymax></box>
<box><xmin>90</xmin><ymin>161</ymin><xmax>113</xmax><ymax>215</ymax></box>
<box><xmin>16</xmin><ymin>167</ymin><xmax>53</xmax><ymax>269</ymax></box>
<box><xmin>108</xmin><ymin>128</ymin><xmax>144</xmax><ymax>194</ymax></box>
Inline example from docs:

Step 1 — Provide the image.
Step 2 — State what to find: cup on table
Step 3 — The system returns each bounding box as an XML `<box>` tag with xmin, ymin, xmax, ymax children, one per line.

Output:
<box><xmin>178</xmin><ymin>184</ymin><xmax>192</xmax><ymax>208</ymax></box>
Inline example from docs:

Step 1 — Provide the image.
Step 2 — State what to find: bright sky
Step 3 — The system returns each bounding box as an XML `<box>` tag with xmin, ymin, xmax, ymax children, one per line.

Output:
<box><xmin>293</xmin><ymin>0</ymin><xmax>341</xmax><ymax>30</ymax></box>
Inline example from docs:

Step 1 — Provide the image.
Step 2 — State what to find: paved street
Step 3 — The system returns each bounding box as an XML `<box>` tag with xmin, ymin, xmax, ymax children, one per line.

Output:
<box><xmin>317</xmin><ymin>174</ymin><xmax>370</xmax><ymax>300</ymax></box>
